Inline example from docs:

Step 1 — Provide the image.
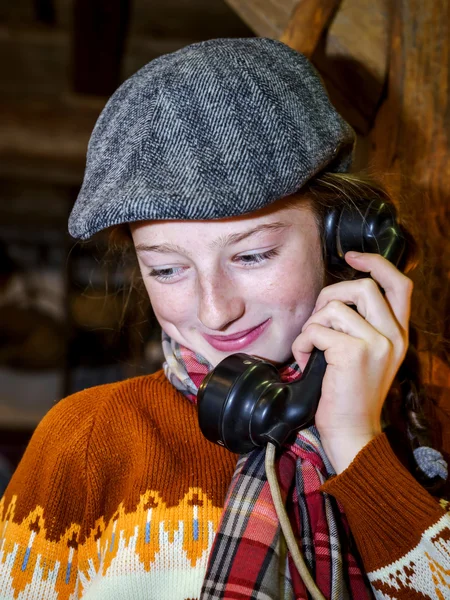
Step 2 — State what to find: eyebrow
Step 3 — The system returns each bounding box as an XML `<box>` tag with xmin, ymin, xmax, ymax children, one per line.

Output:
<box><xmin>134</xmin><ymin>222</ymin><xmax>290</xmax><ymax>256</ymax></box>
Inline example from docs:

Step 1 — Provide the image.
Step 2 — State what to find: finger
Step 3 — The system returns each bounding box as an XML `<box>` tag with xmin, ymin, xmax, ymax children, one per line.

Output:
<box><xmin>304</xmin><ymin>300</ymin><xmax>394</xmax><ymax>347</ymax></box>
<box><xmin>313</xmin><ymin>279</ymin><xmax>405</xmax><ymax>345</ymax></box>
<box><xmin>293</xmin><ymin>322</ymin><xmax>368</xmax><ymax>368</ymax></box>
<box><xmin>344</xmin><ymin>252</ymin><xmax>413</xmax><ymax>330</ymax></box>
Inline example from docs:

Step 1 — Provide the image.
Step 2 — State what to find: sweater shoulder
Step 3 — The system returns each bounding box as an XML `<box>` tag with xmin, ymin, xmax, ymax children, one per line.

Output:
<box><xmin>1</xmin><ymin>370</ymin><xmax>175</xmax><ymax>535</ymax></box>
<box><xmin>54</xmin><ymin>368</ymin><xmax>170</xmax><ymax>414</ymax></box>
<box><xmin>3</xmin><ymin>369</ymin><xmax>172</xmax><ymax>487</ymax></box>
<box><xmin>35</xmin><ymin>369</ymin><xmax>171</xmax><ymax>442</ymax></box>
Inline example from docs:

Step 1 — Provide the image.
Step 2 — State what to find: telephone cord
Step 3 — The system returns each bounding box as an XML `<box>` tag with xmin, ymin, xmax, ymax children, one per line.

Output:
<box><xmin>265</xmin><ymin>442</ymin><xmax>326</xmax><ymax>600</ymax></box>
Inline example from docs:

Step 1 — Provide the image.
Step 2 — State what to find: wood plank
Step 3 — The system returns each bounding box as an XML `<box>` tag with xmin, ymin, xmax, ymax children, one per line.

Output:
<box><xmin>369</xmin><ymin>0</ymin><xmax>450</xmax><ymax>383</ymax></box>
<box><xmin>280</xmin><ymin>0</ymin><xmax>341</xmax><ymax>57</ymax></box>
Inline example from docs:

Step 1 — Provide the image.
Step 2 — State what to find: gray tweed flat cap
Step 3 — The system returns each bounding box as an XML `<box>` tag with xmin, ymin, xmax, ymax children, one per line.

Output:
<box><xmin>69</xmin><ymin>37</ymin><xmax>355</xmax><ymax>240</ymax></box>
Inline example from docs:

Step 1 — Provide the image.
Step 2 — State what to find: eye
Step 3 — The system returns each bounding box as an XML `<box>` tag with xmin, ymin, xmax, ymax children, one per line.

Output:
<box><xmin>235</xmin><ymin>248</ymin><xmax>280</xmax><ymax>266</ymax></box>
<box><xmin>148</xmin><ymin>266</ymin><xmax>185</xmax><ymax>282</ymax></box>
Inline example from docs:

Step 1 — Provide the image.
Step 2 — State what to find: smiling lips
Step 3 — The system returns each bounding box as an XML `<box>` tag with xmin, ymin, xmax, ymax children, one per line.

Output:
<box><xmin>202</xmin><ymin>319</ymin><xmax>271</xmax><ymax>352</ymax></box>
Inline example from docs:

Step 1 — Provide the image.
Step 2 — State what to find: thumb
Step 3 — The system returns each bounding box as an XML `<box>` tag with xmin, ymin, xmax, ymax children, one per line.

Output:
<box><xmin>294</xmin><ymin>349</ymin><xmax>311</xmax><ymax>373</ymax></box>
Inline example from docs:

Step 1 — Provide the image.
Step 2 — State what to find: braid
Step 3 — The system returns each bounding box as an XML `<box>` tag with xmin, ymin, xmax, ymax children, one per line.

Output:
<box><xmin>395</xmin><ymin>327</ymin><xmax>447</xmax><ymax>493</ymax></box>
<box><xmin>382</xmin><ymin>325</ymin><xmax>447</xmax><ymax>494</ymax></box>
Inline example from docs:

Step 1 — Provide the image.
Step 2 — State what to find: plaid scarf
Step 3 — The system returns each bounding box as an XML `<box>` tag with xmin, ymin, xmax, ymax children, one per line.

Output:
<box><xmin>162</xmin><ymin>332</ymin><xmax>373</xmax><ymax>599</ymax></box>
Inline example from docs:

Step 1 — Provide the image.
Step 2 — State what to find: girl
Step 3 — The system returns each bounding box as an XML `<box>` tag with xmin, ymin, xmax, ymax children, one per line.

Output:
<box><xmin>0</xmin><ymin>37</ymin><xmax>449</xmax><ymax>600</ymax></box>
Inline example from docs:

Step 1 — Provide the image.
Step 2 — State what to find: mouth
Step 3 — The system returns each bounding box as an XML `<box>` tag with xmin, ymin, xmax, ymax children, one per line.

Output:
<box><xmin>202</xmin><ymin>319</ymin><xmax>271</xmax><ymax>352</ymax></box>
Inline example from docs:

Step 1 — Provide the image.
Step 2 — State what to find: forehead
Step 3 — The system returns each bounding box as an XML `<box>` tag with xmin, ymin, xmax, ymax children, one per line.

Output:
<box><xmin>131</xmin><ymin>198</ymin><xmax>316</xmax><ymax>246</ymax></box>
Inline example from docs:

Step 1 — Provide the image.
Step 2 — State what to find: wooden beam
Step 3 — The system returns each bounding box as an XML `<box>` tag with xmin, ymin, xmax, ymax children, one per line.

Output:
<box><xmin>72</xmin><ymin>0</ymin><xmax>130</xmax><ymax>96</ymax></box>
<box><xmin>223</xmin><ymin>0</ymin><xmax>297</xmax><ymax>39</ymax></box>
<box><xmin>282</xmin><ymin>0</ymin><xmax>389</xmax><ymax>135</ymax></box>
<box><xmin>369</xmin><ymin>0</ymin><xmax>450</xmax><ymax>388</ymax></box>
<box><xmin>312</xmin><ymin>0</ymin><xmax>389</xmax><ymax>134</ymax></box>
<box><xmin>280</xmin><ymin>0</ymin><xmax>342</xmax><ymax>57</ymax></box>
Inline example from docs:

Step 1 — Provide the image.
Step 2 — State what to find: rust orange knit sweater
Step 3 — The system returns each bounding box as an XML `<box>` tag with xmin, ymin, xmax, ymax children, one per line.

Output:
<box><xmin>0</xmin><ymin>370</ymin><xmax>449</xmax><ymax>599</ymax></box>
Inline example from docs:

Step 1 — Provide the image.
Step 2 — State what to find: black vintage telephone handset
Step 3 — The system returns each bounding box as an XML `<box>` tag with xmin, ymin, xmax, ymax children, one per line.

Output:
<box><xmin>197</xmin><ymin>199</ymin><xmax>406</xmax><ymax>454</ymax></box>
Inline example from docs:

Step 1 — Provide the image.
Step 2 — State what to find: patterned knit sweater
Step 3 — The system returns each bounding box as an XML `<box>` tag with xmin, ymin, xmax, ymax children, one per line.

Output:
<box><xmin>0</xmin><ymin>370</ymin><xmax>449</xmax><ymax>599</ymax></box>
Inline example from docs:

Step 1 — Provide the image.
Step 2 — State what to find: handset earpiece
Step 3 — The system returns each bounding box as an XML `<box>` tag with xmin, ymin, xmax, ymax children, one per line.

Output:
<box><xmin>197</xmin><ymin>198</ymin><xmax>406</xmax><ymax>454</ymax></box>
<box><xmin>325</xmin><ymin>199</ymin><xmax>406</xmax><ymax>269</ymax></box>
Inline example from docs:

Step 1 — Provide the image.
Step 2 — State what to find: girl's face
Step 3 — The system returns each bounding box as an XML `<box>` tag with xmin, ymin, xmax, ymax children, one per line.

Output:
<box><xmin>131</xmin><ymin>198</ymin><xmax>324</xmax><ymax>366</ymax></box>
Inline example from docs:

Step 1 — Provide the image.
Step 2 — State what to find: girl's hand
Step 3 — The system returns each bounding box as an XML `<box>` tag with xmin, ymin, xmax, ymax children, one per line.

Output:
<box><xmin>291</xmin><ymin>251</ymin><xmax>413</xmax><ymax>473</ymax></box>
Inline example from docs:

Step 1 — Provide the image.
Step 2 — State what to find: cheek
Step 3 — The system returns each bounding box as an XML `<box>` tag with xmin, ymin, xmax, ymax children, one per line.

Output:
<box><xmin>145</xmin><ymin>281</ymin><xmax>194</xmax><ymax>325</ymax></box>
<box><xmin>261</xmin><ymin>253</ymin><xmax>324</xmax><ymax>312</ymax></box>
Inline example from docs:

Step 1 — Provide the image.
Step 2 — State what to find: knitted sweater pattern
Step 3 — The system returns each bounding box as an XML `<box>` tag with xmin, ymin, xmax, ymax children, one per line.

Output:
<box><xmin>0</xmin><ymin>370</ymin><xmax>450</xmax><ymax>599</ymax></box>
<box><xmin>0</xmin><ymin>372</ymin><xmax>237</xmax><ymax>599</ymax></box>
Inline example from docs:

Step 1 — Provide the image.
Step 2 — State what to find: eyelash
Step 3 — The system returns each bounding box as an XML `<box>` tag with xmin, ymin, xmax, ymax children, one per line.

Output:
<box><xmin>234</xmin><ymin>248</ymin><xmax>280</xmax><ymax>265</ymax></box>
<box><xmin>148</xmin><ymin>248</ymin><xmax>280</xmax><ymax>282</ymax></box>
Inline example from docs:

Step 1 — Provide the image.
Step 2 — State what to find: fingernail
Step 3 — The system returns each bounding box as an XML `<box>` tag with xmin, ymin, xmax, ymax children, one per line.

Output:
<box><xmin>346</xmin><ymin>251</ymin><xmax>362</xmax><ymax>259</ymax></box>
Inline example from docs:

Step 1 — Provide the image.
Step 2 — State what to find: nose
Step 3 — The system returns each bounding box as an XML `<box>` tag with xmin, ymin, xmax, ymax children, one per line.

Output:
<box><xmin>197</xmin><ymin>271</ymin><xmax>245</xmax><ymax>331</ymax></box>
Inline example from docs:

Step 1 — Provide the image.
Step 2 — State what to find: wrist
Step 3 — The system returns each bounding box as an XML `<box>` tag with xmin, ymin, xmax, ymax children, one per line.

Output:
<box><xmin>321</xmin><ymin>431</ymin><xmax>380</xmax><ymax>474</ymax></box>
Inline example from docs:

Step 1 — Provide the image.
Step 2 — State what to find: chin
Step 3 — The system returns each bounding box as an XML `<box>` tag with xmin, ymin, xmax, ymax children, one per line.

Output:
<box><xmin>254</xmin><ymin>341</ymin><xmax>294</xmax><ymax>365</ymax></box>
<box><xmin>230</xmin><ymin>345</ymin><xmax>293</xmax><ymax>366</ymax></box>
<box><xmin>254</xmin><ymin>352</ymin><xmax>293</xmax><ymax>366</ymax></box>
